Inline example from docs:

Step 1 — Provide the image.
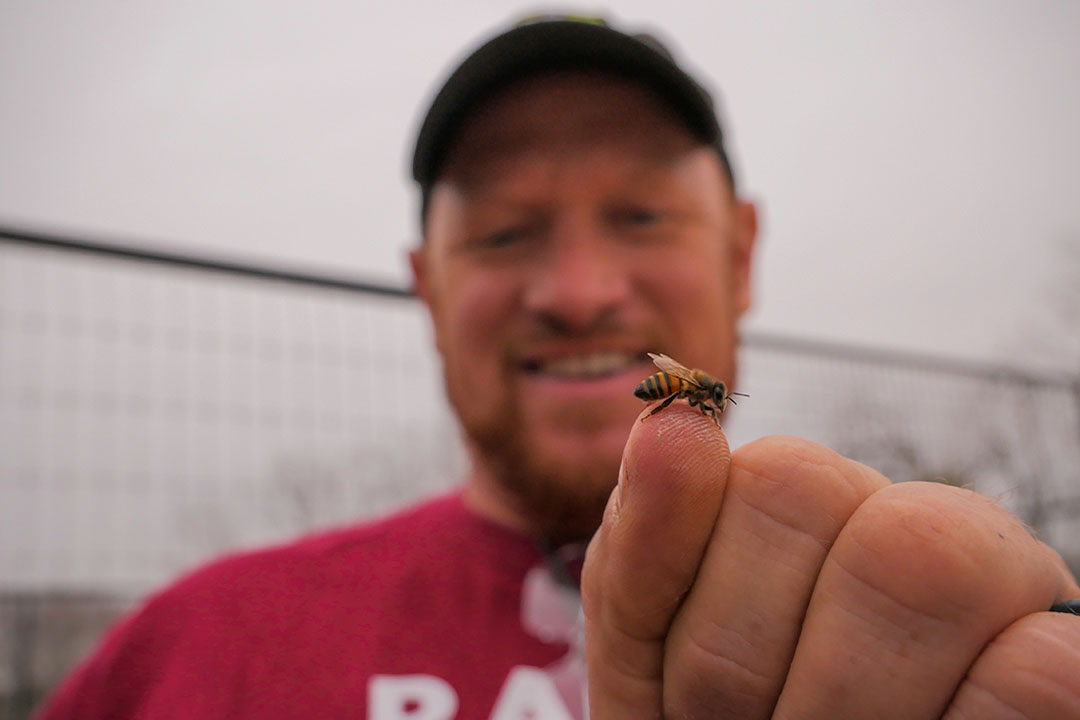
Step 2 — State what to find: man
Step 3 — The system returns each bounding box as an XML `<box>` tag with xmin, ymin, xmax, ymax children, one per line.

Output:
<box><xmin>39</xmin><ymin>14</ymin><xmax>1080</xmax><ymax>720</ymax></box>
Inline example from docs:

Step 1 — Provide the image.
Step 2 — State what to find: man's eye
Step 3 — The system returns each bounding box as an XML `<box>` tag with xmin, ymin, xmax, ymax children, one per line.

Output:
<box><xmin>617</xmin><ymin>207</ymin><xmax>661</xmax><ymax>227</ymax></box>
<box><xmin>481</xmin><ymin>227</ymin><xmax>524</xmax><ymax>249</ymax></box>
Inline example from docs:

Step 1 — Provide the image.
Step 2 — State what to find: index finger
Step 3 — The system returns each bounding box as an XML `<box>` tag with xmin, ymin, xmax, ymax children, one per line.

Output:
<box><xmin>582</xmin><ymin>404</ymin><xmax>730</xmax><ymax>719</ymax></box>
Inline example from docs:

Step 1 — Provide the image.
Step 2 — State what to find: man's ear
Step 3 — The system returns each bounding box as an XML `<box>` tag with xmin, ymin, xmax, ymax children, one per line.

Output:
<box><xmin>732</xmin><ymin>199</ymin><xmax>759</xmax><ymax>317</ymax></box>
<box><xmin>409</xmin><ymin>245</ymin><xmax>446</xmax><ymax>355</ymax></box>
<box><xmin>409</xmin><ymin>246</ymin><xmax>431</xmax><ymax>307</ymax></box>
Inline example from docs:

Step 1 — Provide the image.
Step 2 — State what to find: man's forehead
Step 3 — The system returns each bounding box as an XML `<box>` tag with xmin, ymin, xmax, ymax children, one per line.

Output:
<box><xmin>439</xmin><ymin>71</ymin><xmax>707</xmax><ymax>183</ymax></box>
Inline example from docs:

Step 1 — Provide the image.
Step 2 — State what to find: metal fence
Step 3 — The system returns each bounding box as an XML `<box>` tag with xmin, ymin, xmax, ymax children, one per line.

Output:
<box><xmin>2</xmin><ymin>226</ymin><xmax>1079</xmax><ymax>718</ymax></box>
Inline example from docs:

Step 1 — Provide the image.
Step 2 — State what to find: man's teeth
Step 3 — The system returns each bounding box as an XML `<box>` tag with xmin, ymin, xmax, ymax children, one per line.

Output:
<box><xmin>540</xmin><ymin>353</ymin><xmax>638</xmax><ymax>378</ymax></box>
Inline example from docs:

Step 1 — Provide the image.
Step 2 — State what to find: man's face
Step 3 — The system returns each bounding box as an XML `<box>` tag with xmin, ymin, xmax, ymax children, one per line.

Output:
<box><xmin>412</xmin><ymin>72</ymin><xmax>757</xmax><ymax>540</ymax></box>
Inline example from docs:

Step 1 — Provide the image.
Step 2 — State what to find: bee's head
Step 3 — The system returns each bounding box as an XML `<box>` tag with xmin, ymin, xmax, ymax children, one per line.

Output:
<box><xmin>712</xmin><ymin>382</ymin><xmax>728</xmax><ymax>406</ymax></box>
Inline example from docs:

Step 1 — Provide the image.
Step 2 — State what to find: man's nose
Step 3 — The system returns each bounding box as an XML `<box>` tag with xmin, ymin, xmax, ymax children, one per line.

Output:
<box><xmin>522</xmin><ymin>223</ymin><xmax>630</xmax><ymax>333</ymax></box>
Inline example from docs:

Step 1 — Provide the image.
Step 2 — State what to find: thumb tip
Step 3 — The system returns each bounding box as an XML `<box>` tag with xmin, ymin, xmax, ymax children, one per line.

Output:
<box><xmin>621</xmin><ymin>402</ymin><xmax>732</xmax><ymax>498</ymax></box>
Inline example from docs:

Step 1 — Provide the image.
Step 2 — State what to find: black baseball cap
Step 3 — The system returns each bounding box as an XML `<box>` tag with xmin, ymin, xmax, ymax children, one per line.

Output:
<box><xmin>411</xmin><ymin>14</ymin><xmax>735</xmax><ymax>224</ymax></box>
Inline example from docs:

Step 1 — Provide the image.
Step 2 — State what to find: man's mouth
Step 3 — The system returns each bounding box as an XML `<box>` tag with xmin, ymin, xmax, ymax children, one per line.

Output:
<box><xmin>521</xmin><ymin>351</ymin><xmax>651</xmax><ymax>380</ymax></box>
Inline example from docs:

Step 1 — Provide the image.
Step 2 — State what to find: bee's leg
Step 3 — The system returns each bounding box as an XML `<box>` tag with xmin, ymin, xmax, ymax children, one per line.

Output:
<box><xmin>699</xmin><ymin>401</ymin><xmax>722</xmax><ymax>427</ymax></box>
<box><xmin>685</xmin><ymin>396</ymin><xmax>717</xmax><ymax>425</ymax></box>
<box><xmin>642</xmin><ymin>393</ymin><xmax>680</xmax><ymax>421</ymax></box>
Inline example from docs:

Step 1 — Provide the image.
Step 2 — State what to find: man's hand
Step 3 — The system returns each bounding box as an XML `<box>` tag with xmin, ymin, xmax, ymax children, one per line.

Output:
<box><xmin>582</xmin><ymin>404</ymin><xmax>1080</xmax><ymax>718</ymax></box>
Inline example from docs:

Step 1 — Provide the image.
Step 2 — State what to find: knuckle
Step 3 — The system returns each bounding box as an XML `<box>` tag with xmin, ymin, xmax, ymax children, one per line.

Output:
<box><xmin>581</xmin><ymin>526</ymin><xmax>691</xmax><ymax>641</ymax></box>
<box><xmin>730</xmin><ymin>436</ymin><xmax>888</xmax><ymax>548</ymax></box>
<box><xmin>949</xmin><ymin>613</ymin><xmax>1080</xmax><ymax>717</ymax></box>
<box><xmin>664</xmin><ymin>625</ymin><xmax>776</xmax><ymax>718</ymax></box>
<box><xmin>835</xmin><ymin>482</ymin><xmax>1046</xmax><ymax>622</ymax></box>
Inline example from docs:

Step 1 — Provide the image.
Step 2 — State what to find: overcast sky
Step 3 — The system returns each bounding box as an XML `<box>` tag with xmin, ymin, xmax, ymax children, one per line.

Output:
<box><xmin>1</xmin><ymin>0</ymin><xmax>1078</xmax><ymax>373</ymax></box>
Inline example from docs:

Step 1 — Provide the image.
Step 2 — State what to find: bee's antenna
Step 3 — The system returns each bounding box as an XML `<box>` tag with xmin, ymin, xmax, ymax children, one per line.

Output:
<box><xmin>730</xmin><ymin>391</ymin><xmax>749</xmax><ymax>398</ymax></box>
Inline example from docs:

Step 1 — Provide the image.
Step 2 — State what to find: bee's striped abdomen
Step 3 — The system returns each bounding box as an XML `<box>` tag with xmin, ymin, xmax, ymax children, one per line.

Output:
<box><xmin>634</xmin><ymin>371</ymin><xmax>686</xmax><ymax>400</ymax></box>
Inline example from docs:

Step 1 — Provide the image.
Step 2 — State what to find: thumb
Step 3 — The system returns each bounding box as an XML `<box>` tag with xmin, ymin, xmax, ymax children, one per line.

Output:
<box><xmin>582</xmin><ymin>403</ymin><xmax>731</xmax><ymax>719</ymax></box>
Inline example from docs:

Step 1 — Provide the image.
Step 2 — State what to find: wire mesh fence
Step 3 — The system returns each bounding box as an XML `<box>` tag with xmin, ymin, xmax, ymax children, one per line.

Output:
<box><xmin>2</xmin><ymin>227</ymin><xmax>1078</xmax><ymax>717</ymax></box>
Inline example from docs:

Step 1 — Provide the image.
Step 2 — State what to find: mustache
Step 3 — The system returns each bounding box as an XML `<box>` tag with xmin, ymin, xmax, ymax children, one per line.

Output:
<box><xmin>527</xmin><ymin>304</ymin><xmax>630</xmax><ymax>339</ymax></box>
<box><xmin>511</xmin><ymin>329</ymin><xmax>660</xmax><ymax>357</ymax></box>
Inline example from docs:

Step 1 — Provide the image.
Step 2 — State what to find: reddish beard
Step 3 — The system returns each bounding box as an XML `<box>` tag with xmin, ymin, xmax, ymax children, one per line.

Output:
<box><xmin>447</xmin><ymin>370</ymin><xmax>622</xmax><ymax>544</ymax></box>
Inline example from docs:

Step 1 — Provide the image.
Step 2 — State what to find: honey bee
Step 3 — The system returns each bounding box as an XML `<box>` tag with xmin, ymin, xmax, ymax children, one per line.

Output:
<box><xmin>634</xmin><ymin>352</ymin><xmax>747</xmax><ymax>425</ymax></box>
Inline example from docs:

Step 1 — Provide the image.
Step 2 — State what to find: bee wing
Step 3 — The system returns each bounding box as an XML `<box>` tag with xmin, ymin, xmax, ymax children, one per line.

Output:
<box><xmin>648</xmin><ymin>353</ymin><xmax>704</xmax><ymax>386</ymax></box>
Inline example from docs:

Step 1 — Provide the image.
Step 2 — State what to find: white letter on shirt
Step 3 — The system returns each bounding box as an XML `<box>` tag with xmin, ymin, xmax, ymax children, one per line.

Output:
<box><xmin>368</xmin><ymin>674</ymin><xmax>458</xmax><ymax>720</ymax></box>
<box><xmin>490</xmin><ymin>666</ymin><xmax>574</xmax><ymax>720</ymax></box>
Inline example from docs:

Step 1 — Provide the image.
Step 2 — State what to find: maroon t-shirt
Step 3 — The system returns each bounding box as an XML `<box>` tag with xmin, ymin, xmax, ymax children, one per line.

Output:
<box><xmin>37</xmin><ymin>492</ymin><xmax>587</xmax><ymax>719</ymax></box>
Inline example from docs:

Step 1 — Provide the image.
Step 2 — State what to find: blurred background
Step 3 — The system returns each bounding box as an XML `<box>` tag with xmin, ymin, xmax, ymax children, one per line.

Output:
<box><xmin>1</xmin><ymin>1</ymin><xmax>1078</xmax><ymax>717</ymax></box>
